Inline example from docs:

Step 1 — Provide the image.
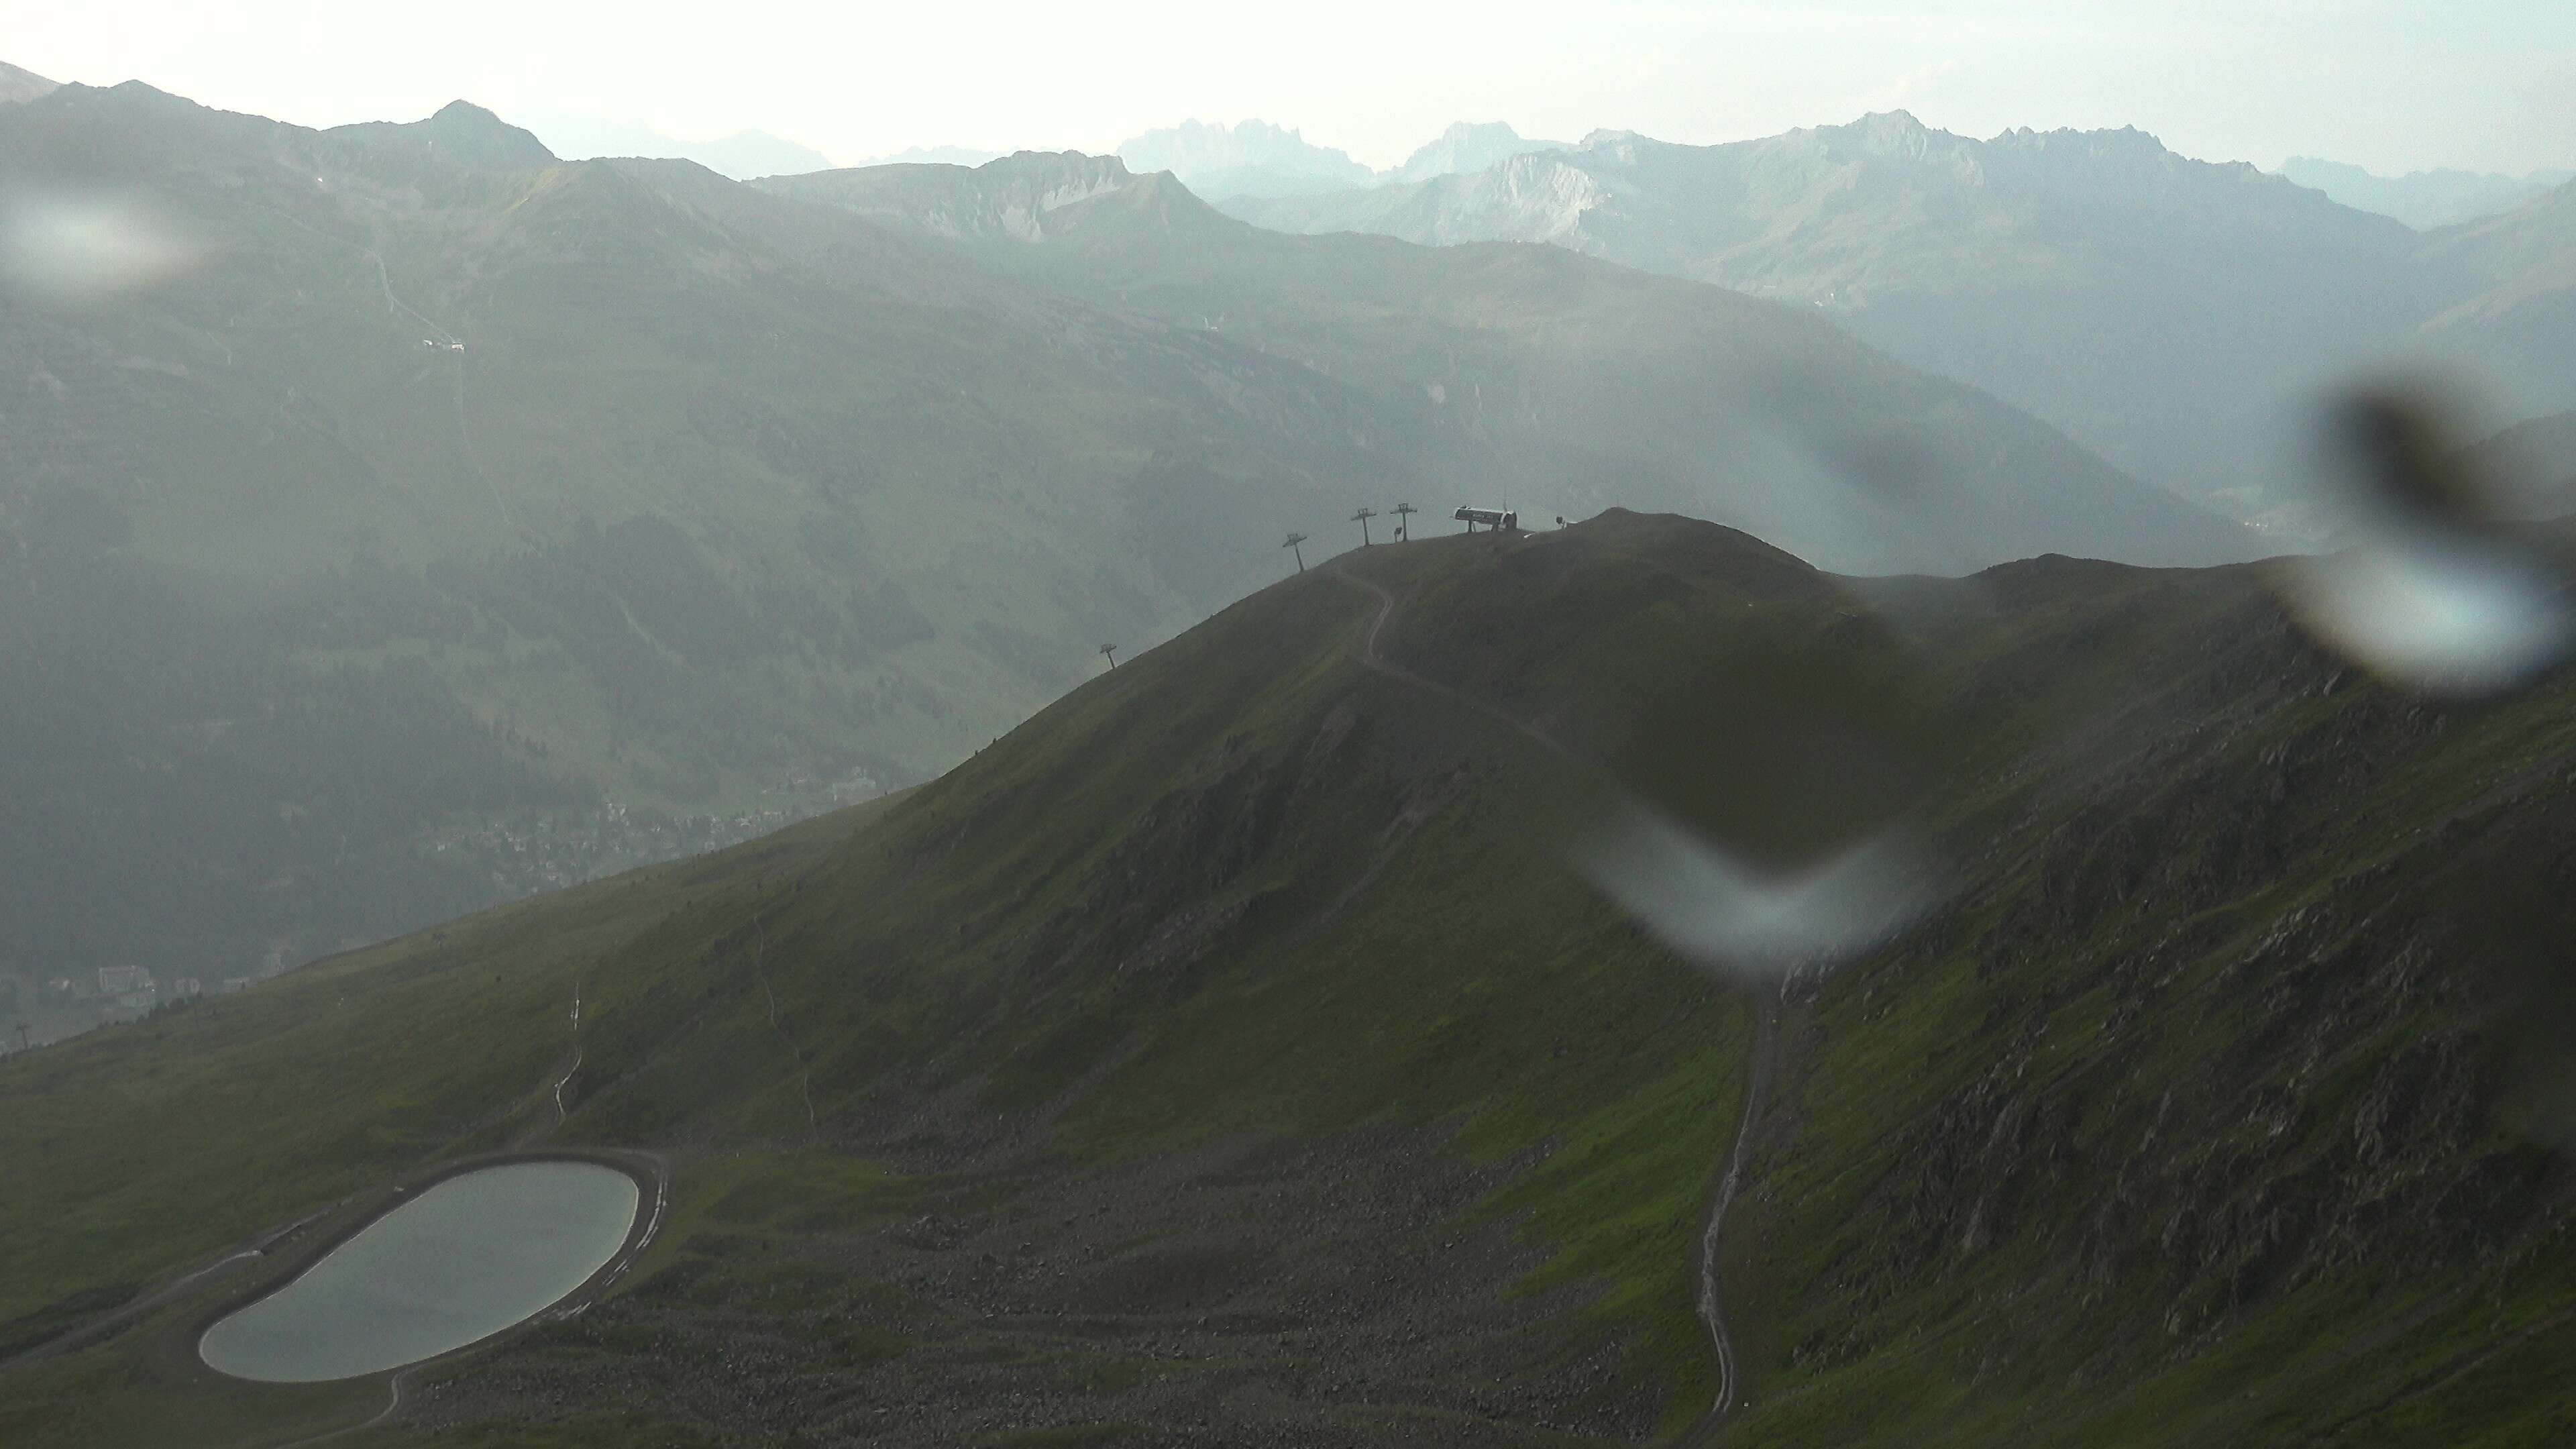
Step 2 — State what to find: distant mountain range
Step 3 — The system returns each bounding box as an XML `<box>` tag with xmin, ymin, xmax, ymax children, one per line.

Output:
<box><xmin>763</xmin><ymin>148</ymin><xmax>2251</xmax><ymax>577</ymax></box>
<box><xmin>1226</xmin><ymin>112</ymin><xmax>2576</xmax><ymax>528</ymax></box>
<box><xmin>1113</xmin><ymin>117</ymin><xmax>1566</xmax><ymax>199</ymax></box>
<box><xmin>517</xmin><ymin>106</ymin><xmax>837</xmax><ymax>180</ymax></box>
<box><xmin>843</xmin><ymin>143</ymin><xmax>1003</xmax><ymax>170</ymax></box>
<box><xmin>2279</xmin><ymin>156</ymin><xmax>2575</xmax><ymax>231</ymax></box>
<box><xmin>1115</xmin><ymin>119</ymin><xmax>1376</xmax><ymax>199</ymax></box>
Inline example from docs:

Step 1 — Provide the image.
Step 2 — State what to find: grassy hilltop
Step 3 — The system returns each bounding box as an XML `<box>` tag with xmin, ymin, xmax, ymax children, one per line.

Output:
<box><xmin>3</xmin><ymin>512</ymin><xmax>2573</xmax><ymax>1446</ymax></box>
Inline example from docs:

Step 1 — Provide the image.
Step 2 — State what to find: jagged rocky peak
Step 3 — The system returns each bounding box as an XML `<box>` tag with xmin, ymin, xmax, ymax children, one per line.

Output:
<box><xmin>1115</xmin><ymin>117</ymin><xmax>1373</xmax><ymax>199</ymax></box>
<box><xmin>1821</xmin><ymin>109</ymin><xmax>1977</xmax><ymax>166</ymax></box>
<box><xmin>1393</xmin><ymin>121</ymin><xmax>1569</xmax><ymax>182</ymax></box>
<box><xmin>1976</xmin><ymin>121</ymin><xmax>2311</xmax><ymax>201</ymax></box>
<box><xmin>1988</xmin><ymin>120</ymin><xmax>2176</xmax><ymax>160</ymax></box>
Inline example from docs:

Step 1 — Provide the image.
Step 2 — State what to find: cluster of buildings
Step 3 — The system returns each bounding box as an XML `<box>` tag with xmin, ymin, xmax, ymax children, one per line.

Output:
<box><xmin>437</xmin><ymin>779</ymin><xmax>879</xmax><ymax>902</ymax></box>
<box><xmin>3</xmin><ymin>963</ymin><xmax>256</xmax><ymax>1055</ymax></box>
<box><xmin>81</xmin><ymin>964</ymin><xmax>235</xmax><ymax>1020</ymax></box>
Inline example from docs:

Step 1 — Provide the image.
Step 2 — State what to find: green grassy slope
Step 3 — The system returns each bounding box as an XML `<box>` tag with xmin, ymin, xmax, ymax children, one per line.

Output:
<box><xmin>4</xmin><ymin>513</ymin><xmax>2572</xmax><ymax>1446</ymax></box>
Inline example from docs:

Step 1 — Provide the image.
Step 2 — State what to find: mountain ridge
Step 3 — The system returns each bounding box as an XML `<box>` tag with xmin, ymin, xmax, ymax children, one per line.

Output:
<box><xmin>2280</xmin><ymin>154</ymin><xmax>2571</xmax><ymax>229</ymax></box>
<box><xmin>0</xmin><ymin>60</ymin><xmax>54</xmax><ymax>105</ymax></box>
<box><xmin>760</xmin><ymin>147</ymin><xmax>2261</xmax><ymax>576</ymax></box>
<box><xmin>1222</xmin><ymin>111</ymin><xmax>2576</xmax><ymax>527</ymax></box>
<box><xmin>1115</xmin><ymin>117</ymin><xmax>1374</xmax><ymax>199</ymax></box>
<box><xmin>1221</xmin><ymin>111</ymin><xmax>2576</xmax><ymax>531</ymax></box>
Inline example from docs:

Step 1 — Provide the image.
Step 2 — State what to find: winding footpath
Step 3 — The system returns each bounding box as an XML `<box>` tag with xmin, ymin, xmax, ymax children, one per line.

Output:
<box><xmin>1324</xmin><ymin>557</ymin><xmax>1776</xmax><ymax>1435</ymax></box>
<box><xmin>553</xmin><ymin>981</ymin><xmax>584</xmax><ymax>1124</ymax></box>
<box><xmin>1688</xmin><ymin>985</ymin><xmax>1786</xmax><ymax>1436</ymax></box>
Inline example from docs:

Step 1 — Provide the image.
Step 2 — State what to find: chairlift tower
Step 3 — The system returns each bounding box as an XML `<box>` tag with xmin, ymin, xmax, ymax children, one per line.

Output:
<box><xmin>1283</xmin><ymin>531</ymin><xmax>1310</xmax><ymax>572</ymax></box>
<box><xmin>1391</xmin><ymin>502</ymin><xmax>1419</xmax><ymax>541</ymax></box>
<box><xmin>1099</xmin><ymin>643</ymin><xmax>1119</xmax><ymax>669</ymax></box>
<box><xmin>1351</xmin><ymin>507</ymin><xmax>1378</xmax><ymax>546</ymax></box>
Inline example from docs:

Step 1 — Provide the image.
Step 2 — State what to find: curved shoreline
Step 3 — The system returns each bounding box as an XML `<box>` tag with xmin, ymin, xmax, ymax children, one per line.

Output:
<box><xmin>178</xmin><ymin>1146</ymin><xmax>673</xmax><ymax>1438</ymax></box>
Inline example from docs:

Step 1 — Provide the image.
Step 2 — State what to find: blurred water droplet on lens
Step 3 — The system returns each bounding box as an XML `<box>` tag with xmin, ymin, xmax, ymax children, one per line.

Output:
<box><xmin>1561</xmin><ymin>640</ymin><xmax>1945</xmax><ymax>981</ymax></box>
<box><xmin>2282</xmin><ymin>539</ymin><xmax>2567</xmax><ymax>695</ymax></box>
<box><xmin>1574</xmin><ymin>802</ymin><xmax>1930</xmax><ymax>979</ymax></box>
<box><xmin>2277</xmin><ymin>386</ymin><xmax>2573</xmax><ymax>696</ymax></box>
<box><xmin>1</xmin><ymin>189</ymin><xmax>204</xmax><ymax>305</ymax></box>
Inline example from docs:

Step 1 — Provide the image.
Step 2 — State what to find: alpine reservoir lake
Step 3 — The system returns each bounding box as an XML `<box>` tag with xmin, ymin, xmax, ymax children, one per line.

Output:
<box><xmin>200</xmin><ymin>1161</ymin><xmax>639</xmax><ymax>1382</ymax></box>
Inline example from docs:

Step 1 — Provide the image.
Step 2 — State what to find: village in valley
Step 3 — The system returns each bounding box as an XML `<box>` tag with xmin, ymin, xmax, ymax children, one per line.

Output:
<box><xmin>2</xmin><ymin>767</ymin><xmax>881</xmax><ymax>1058</ymax></box>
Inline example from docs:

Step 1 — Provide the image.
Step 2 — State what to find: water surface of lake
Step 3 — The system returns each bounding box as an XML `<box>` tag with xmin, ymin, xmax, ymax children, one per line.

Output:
<box><xmin>200</xmin><ymin>1160</ymin><xmax>637</xmax><ymax>1382</ymax></box>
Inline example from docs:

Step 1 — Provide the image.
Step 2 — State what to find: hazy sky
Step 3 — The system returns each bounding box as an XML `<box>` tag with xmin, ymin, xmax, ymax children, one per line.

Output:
<box><xmin>12</xmin><ymin>1</ymin><xmax>2574</xmax><ymax>175</ymax></box>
